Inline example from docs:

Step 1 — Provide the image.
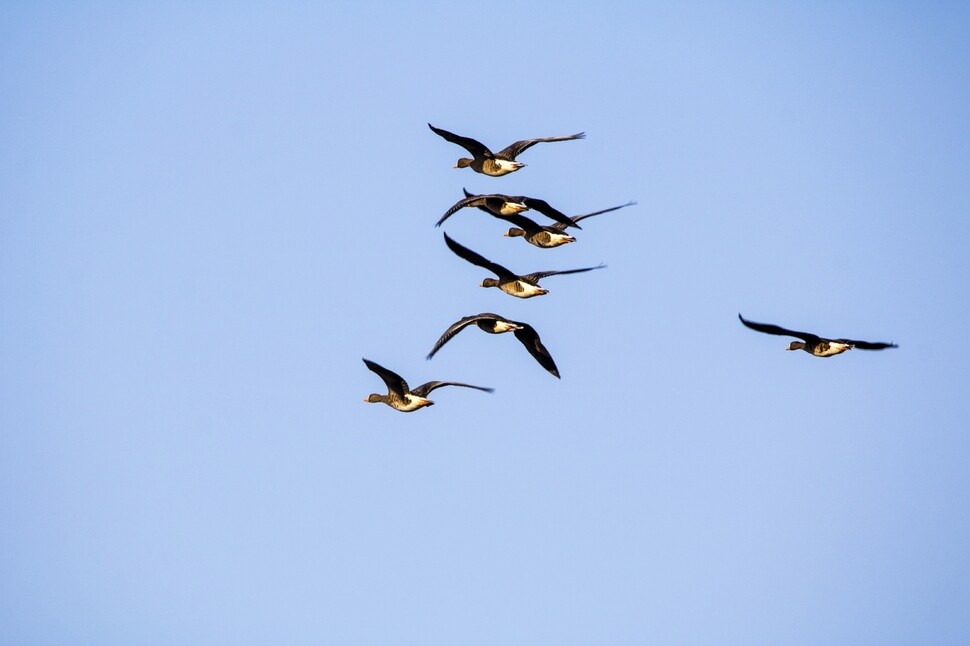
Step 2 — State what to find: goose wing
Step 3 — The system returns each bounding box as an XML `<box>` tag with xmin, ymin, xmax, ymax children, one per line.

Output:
<box><xmin>522</xmin><ymin>263</ymin><xmax>606</xmax><ymax>283</ymax></box>
<box><xmin>461</xmin><ymin>188</ymin><xmax>531</xmax><ymax>220</ymax></box>
<box><xmin>737</xmin><ymin>314</ymin><xmax>816</xmax><ymax>341</ymax></box>
<box><xmin>362</xmin><ymin>358</ymin><xmax>409</xmax><ymax>397</ymax></box>
<box><xmin>436</xmin><ymin>194</ymin><xmax>492</xmax><ymax>227</ymax></box>
<box><xmin>443</xmin><ymin>232</ymin><xmax>516</xmax><ymax>279</ymax></box>
<box><xmin>497</xmin><ymin>211</ymin><xmax>546</xmax><ymax>234</ymax></box>
<box><xmin>512</xmin><ymin>323</ymin><xmax>560</xmax><ymax>378</ymax></box>
<box><xmin>551</xmin><ymin>200</ymin><xmax>637</xmax><ymax>231</ymax></box>
<box><xmin>495</xmin><ymin>132</ymin><xmax>585</xmax><ymax>160</ymax></box>
<box><xmin>428</xmin><ymin>123</ymin><xmax>493</xmax><ymax>158</ymax></box>
<box><xmin>426</xmin><ymin>313</ymin><xmax>502</xmax><ymax>360</ymax></box>
<box><xmin>410</xmin><ymin>381</ymin><xmax>495</xmax><ymax>397</ymax></box>
<box><xmin>520</xmin><ymin>197</ymin><xmax>582</xmax><ymax>229</ymax></box>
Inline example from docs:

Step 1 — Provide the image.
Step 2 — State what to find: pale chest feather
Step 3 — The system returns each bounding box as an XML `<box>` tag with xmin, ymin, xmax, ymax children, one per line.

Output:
<box><xmin>533</xmin><ymin>231</ymin><xmax>574</xmax><ymax>247</ymax></box>
<box><xmin>812</xmin><ymin>341</ymin><xmax>853</xmax><ymax>357</ymax></box>
<box><xmin>484</xmin><ymin>159</ymin><xmax>525</xmax><ymax>176</ymax></box>
<box><xmin>490</xmin><ymin>320</ymin><xmax>521</xmax><ymax>333</ymax></box>
<box><xmin>391</xmin><ymin>394</ymin><xmax>433</xmax><ymax>412</ymax></box>
<box><xmin>502</xmin><ymin>280</ymin><xmax>547</xmax><ymax>298</ymax></box>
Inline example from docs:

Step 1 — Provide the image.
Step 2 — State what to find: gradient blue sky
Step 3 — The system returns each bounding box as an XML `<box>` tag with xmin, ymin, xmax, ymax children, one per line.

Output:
<box><xmin>2</xmin><ymin>3</ymin><xmax>970</xmax><ymax>644</ymax></box>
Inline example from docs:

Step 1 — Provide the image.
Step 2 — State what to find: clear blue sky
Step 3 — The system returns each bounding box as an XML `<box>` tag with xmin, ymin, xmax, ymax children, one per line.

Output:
<box><xmin>2</xmin><ymin>3</ymin><xmax>969</xmax><ymax>644</ymax></box>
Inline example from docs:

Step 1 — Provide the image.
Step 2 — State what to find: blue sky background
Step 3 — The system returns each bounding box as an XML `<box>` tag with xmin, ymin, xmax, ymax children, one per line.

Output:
<box><xmin>2</xmin><ymin>2</ymin><xmax>969</xmax><ymax>644</ymax></box>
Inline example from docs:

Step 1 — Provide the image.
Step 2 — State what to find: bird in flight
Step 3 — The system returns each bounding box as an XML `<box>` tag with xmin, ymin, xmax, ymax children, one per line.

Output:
<box><xmin>738</xmin><ymin>314</ymin><xmax>898</xmax><ymax>357</ymax></box>
<box><xmin>362</xmin><ymin>358</ymin><xmax>493</xmax><ymax>412</ymax></box>
<box><xmin>443</xmin><ymin>232</ymin><xmax>605</xmax><ymax>298</ymax></box>
<box><xmin>436</xmin><ymin>190</ymin><xmax>580</xmax><ymax>229</ymax></box>
<box><xmin>428</xmin><ymin>123</ymin><xmax>584</xmax><ymax>177</ymax></box>
<box><xmin>426</xmin><ymin>313</ymin><xmax>561</xmax><ymax>378</ymax></box>
<box><xmin>462</xmin><ymin>189</ymin><xmax>637</xmax><ymax>248</ymax></box>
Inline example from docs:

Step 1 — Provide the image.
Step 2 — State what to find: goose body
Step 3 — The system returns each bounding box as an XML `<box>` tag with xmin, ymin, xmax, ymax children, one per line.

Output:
<box><xmin>429</xmin><ymin>123</ymin><xmax>584</xmax><ymax>177</ymax></box>
<box><xmin>738</xmin><ymin>314</ymin><xmax>897</xmax><ymax>357</ymax></box>
<box><xmin>362</xmin><ymin>358</ymin><xmax>493</xmax><ymax>412</ymax></box>
<box><xmin>427</xmin><ymin>313</ymin><xmax>560</xmax><ymax>378</ymax></box>
<box><xmin>443</xmin><ymin>232</ymin><xmax>605</xmax><ymax>299</ymax></box>
<box><xmin>504</xmin><ymin>199</ymin><xmax>638</xmax><ymax>247</ymax></box>
<box><xmin>503</xmin><ymin>213</ymin><xmax>578</xmax><ymax>248</ymax></box>
<box><xmin>436</xmin><ymin>190</ymin><xmax>579</xmax><ymax>229</ymax></box>
<box><xmin>459</xmin><ymin>190</ymin><xmax>637</xmax><ymax>248</ymax></box>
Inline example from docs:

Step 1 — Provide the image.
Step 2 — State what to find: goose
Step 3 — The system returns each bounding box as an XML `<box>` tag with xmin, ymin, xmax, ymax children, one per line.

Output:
<box><xmin>738</xmin><ymin>314</ymin><xmax>898</xmax><ymax>357</ymax></box>
<box><xmin>428</xmin><ymin>123</ymin><xmax>584</xmax><ymax>177</ymax></box>
<box><xmin>443</xmin><ymin>232</ymin><xmax>604</xmax><ymax>298</ymax></box>
<box><xmin>362</xmin><ymin>358</ymin><xmax>493</xmax><ymax>412</ymax></box>
<box><xmin>426</xmin><ymin>313</ymin><xmax>560</xmax><ymax>378</ymax></box>
<box><xmin>436</xmin><ymin>191</ymin><xmax>580</xmax><ymax>229</ymax></box>
<box><xmin>502</xmin><ymin>198</ymin><xmax>637</xmax><ymax>247</ymax></box>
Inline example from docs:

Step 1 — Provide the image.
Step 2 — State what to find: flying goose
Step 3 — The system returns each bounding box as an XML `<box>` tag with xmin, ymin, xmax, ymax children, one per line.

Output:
<box><xmin>503</xmin><ymin>199</ymin><xmax>638</xmax><ymax>247</ymax></box>
<box><xmin>428</xmin><ymin>123</ymin><xmax>584</xmax><ymax>177</ymax></box>
<box><xmin>426</xmin><ymin>313</ymin><xmax>560</xmax><ymax>378</ymax></box>
<box><xmin>435</xmin><ymin>191</ymin><xmax>580</xmax><ymax>229</ymax></box>
<box><xmin>443</xmin><ymin>232</ymin><xmax>605</xmax><ymax>298</ymax></box>
<box><xmin>362</xmin><ymin>358</ymin><xmax>493</xmax><ymax>412</ymax></box>
<box><xmin>738</xmin><ymin>314</ymin><xmax>898</xmax><ymax>357</ymax></box>
<box><xmin>473</xmin><ymin>190</ymin><xmax>637</xmax><ymax>248</ymax></box>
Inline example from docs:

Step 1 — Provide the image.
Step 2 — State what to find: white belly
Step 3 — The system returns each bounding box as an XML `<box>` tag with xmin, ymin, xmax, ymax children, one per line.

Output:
<box><xmin>492</xmin><ymin>320</ymin><xmax>521</xmax><ymax>333</ymax></box>
<box><xmin>815</xmin><ymin>342</ymin><xmax>853</xmax><ymax>357</ymax></box>
<box><xmin>495</xmin><ymin>159</ymin><xmax>525</xmax><ymax>173</ymax></box>
<box><xmin>504</xmin><ymin>281</ymin><xmax>547</xmax><ymax>298</ymax></box>
<box><xmin>395</xmin><ymin>394</ymin><xmax>432</xmax><ymax>411</ymax></box>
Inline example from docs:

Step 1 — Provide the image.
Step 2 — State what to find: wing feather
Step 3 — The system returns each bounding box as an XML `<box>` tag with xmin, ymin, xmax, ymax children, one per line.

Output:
<box><xmin>411</xmin><ymin>381</ymin><xmax>495</xmax><ymax>397</ymax></box>
<box><xmin>426</xmin><ymin>314</ymin><xmax>498</xmax><ymax>359</ymax></box>
<box><xmin>496</xmin><ymin>132</ymin><xmax>585</xmax><ymax>160</ymax></box>
<box><xmin>443</xmin><ymin>232</ymin><xmax>515</xmax><ymax>279</ymax></box>
<box><xmin>362</xmin><ymin>358</ymin><xmax>408</xmax><ymax>397</ymax></box>
<box><xmin>428</xmin><ymin>123</ymin><xmax>493</xmax><ymax>158</ymax></box>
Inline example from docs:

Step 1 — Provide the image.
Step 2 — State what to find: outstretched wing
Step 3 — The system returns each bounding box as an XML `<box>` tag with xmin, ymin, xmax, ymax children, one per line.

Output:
<box><xmin>436</xmin><ymin>195</ymin><xmax>490</xmax><ymax>227</ymax></box>
<box><xmin>426</xmin><ymin>314</ymin><xmax>500</xmax><ymax>359</ymax></box>
<box><xmin>521</xmin><ymin>197</ymin><xmax>582</xmax><ymax>229</ymax></box>
<box><xmin>496</xmin><ymin>132</ymin><xmax>585</xmax><ymax>161</ymax></box>
<box><xmin>443</xmin><ymin>232</ymin><xmax>515</xmax><ymax>279</ymax></box>
<box><xmin>737</xmin><ymin>313</ymin><xmax>814</xmax><ymax>341</ymax></box>
<box><xmin>834</xmin><ymin>338</ymin><xmax>898</xmax><ymax>350</ymax></box>
<box><xmin>460</xmin><ymin>187</ymin><xmax>494</xmax><ymax>215</ymax></box>
<box><xmin>551</xmin><ymin>200</ymin><xmax>637</xmax><ymax>231</ymax></box>
<box><xmin>513</xmin><ymin>324</ymin><xmax>560</xmax><ymax>378</ymax></box>
<box><xmin>522</xmin><ymin>263</ymin><xmax>606</xmax><ymax>283</ymax></box>
<box><xmin>362</xmin><ymin>358</ymin><xmax>408</xmax><ymax>397</ymax></box>
<box><xmin>410</xmin><ymin>381</ymin><xmax>495</xmax><ymax>397</ymax></box>
<box><xmin>428</xmin><ymin>123</ymin><xmax>493</xmax><ymax>158</ymax></box>
<box><xmin>498</xmin><ymin>211</ymin><xmax>545</xmax><ymax>233</ymax></box>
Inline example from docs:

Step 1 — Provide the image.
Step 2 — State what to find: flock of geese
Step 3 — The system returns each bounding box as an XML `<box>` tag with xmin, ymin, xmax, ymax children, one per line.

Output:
<box><xmin>363</xmin><ymin>124</ymin><xmax>898</xmax><ymax>412</ymax></box>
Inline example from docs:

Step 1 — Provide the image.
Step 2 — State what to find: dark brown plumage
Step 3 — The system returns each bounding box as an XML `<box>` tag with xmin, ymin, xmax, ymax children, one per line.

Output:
<box><xmin>443</xmin><ymin>232</ymin><xmax>605</xmax><ymax>298</ymax></box>
<box><xmin>426</xmin><ymin>313</ymin><xmax>560</xmax><ymax>378</ymax></box>
<box><xmin>429</xmin><ymin>123</ymin><xmax>584</xmax><ymax>177</ymax></box>
<box><xmin>738</xmin><ymin>314</ymin><xmax>898</xmax><ymax>357</ymax></box>
<box><xmin>362</xmin><ymin>358</ymin><xmax>493</xmax><ymax>412</ymax></box>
